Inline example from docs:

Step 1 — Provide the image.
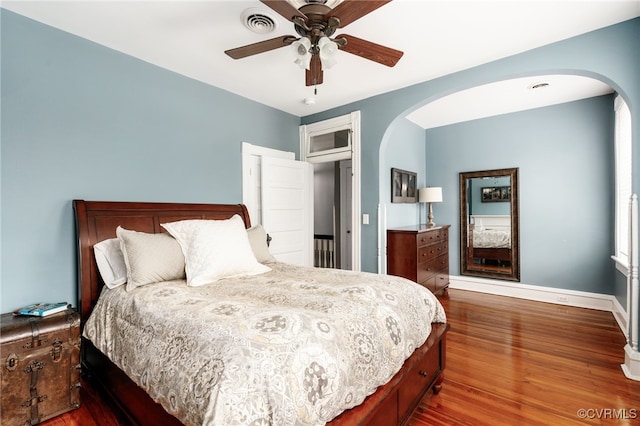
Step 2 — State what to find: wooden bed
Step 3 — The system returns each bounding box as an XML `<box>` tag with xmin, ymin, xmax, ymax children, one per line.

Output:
<box><xmin>74</xmin><ymin>200</ymin><xmax>448</xmax><ymax>426</ymax></box>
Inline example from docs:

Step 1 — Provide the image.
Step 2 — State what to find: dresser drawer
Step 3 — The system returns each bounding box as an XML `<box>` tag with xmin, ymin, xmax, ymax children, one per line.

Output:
<box><xmin>417</xmin><ymin>253</ymin><xmax>448</xmax><ymax>282</ymax></box>
<box><xmin>434</xmin><ymin>271</ymin><xmax>449</xmax><ymax>294</ymax></box>
<box><xmin>398</xmin><ymin>337</ymin><xmax>440</xmax><ymax>417</ymax></box>
<box><xmin>416</xmin><ymin>230</ymin><xmax>442</xmax><ymax>247</ymax></box>
<box><xmin>418</xmin><ymin>241</ymin><xmax>448</xmax><ymax>262</ymax></box>
<box><xmin>419</xmin><ymin>274</ymin><xmax>436</xmax><ymax>290</ymax></box>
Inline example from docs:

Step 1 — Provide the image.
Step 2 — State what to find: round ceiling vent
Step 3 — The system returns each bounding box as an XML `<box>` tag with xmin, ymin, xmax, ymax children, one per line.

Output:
<box><xmin>241</xmin><ymin>8</ymin><xmax>278</xmax><ymax>34</ymax></box>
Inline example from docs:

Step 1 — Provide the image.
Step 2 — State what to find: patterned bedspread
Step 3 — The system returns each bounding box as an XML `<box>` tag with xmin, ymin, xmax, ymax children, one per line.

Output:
<box><xmin>83</xmin><ymin>262</ymin><xmax>446</xmax><ymax>426</ymax></box>
<box><xmin>473</xmin><ymin>228</ymin><xmax>511</xmax><ymax>248</ymax></box>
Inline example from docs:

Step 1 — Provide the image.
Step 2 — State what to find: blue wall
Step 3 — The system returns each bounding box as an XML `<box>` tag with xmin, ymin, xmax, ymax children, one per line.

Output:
<box><xmin>0</xmin><ymin>10</ymin><xmax>300</xmax><ymax>312</ymax></box>
<box><xmin>302</xmin><ymin>18</ymin><xmax>639</xmax><ymax>281</ymax></box>
<box><xmin>381</xmin><ymin>118</ymin><xmax>427</xmax><ymax>228</ymax></box>
<box><xmin>427</xmin><ymin>96</ymin><xmax>614</xmax><ymax>293</ymax></box>
<box><xmin>2</xmin><ymin>10</ymin><xmax>639</xmax><ymax>313</ymax></box>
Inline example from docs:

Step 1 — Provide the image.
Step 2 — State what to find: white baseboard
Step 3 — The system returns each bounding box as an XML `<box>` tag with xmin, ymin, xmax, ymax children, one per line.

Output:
<box><xmin>612</xmin><ymin>296</ymin><xmax>629</xmax><ymax>341</ymax></box>
<box><xmin>449</xmin><ymin>275</ymin><xmax>628</xmax><ymax>337</ymax></box>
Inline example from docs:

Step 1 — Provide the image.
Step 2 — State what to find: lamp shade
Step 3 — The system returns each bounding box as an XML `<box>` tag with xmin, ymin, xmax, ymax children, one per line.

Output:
<box><xmin>292</xmin><ymin>37</ymin><xmax>312</xmax><ymax>69</ymax></box>
<box><xmin>318</xmin><ymin>36</ymin><xmax>338</xmax><ymax>69</ymax></box>
<box><xmin>419</xmin><ymin>187</ymin><xmax>443</xmax><ymax>203</ymax></box>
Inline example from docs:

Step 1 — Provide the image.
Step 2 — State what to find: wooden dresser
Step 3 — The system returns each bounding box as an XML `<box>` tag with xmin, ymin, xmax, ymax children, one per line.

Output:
<box><xmin>387</xmin><ymin>224</ymin><xmax>450</xmax><ymax>295</ymax></box>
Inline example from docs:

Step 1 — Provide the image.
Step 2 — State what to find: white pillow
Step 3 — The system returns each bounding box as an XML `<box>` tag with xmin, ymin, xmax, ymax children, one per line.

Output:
<box><xmin>116</xmin><ymin>226</ymin><xmax>186</xmax><ymax>291</ymax></box>
<box><xmin>93</xmin><ymin>238</ymin><xmax>127</xmax><ymax>289</ymax></box>
<box><xmin>161</xmin><ymin>215</ymin><xmax>271</xmax><ymax>286</ymax></box>
<box><xmin>247</xmin><ymin>224</ymin><xmax>276</xmax><ymax>263</ymax></box>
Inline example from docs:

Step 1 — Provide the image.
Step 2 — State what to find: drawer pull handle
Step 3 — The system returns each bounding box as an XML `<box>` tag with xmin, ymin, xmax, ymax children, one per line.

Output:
<box><xmin>419</xmin><ymin>371</ymin><xmax>429</xmax><ymax>377</ymax></box>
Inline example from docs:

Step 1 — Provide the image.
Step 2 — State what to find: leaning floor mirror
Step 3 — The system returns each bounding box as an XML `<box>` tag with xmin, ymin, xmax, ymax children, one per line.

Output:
<box><xmin>459</xmin><ymin>168</ymin><xmax>520</xmax><ymax>281</ymax></box>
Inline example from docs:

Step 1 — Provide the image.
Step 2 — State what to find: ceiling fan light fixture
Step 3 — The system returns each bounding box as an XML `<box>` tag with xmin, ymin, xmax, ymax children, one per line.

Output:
<box><xmin>292</xmin><ymin>37</ymin><xmax>312</xmax><ymax>69</ymax></box>
<box><xmin>318</xmin><ymin>36</ymin><xmax>338</xmax><ymax>69</ymax></box>
<box><xmin>227</xmin><ymin>0</ymin><xmax>402</xmax><ymax>87</ymax></box>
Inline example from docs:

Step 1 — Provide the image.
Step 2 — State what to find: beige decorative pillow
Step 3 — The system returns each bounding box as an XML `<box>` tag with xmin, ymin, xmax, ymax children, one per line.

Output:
<box><xmin>161</xmin><ymin>215</ymin><xmax>271</xmax><ymax>287</ymax></box>
<box><xmin>247</xmin><ymin>225</ymin><xmax>276</xmax><ymax>263</ymax></box>
<box><xmin>116</xmin><ymin>226</ymin><xmax>186</xmax><ymax>291</ymax></box>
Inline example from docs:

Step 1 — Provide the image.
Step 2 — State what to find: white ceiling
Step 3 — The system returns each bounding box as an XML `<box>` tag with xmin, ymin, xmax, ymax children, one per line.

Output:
<box><xmin>405</xmin><ymin>74</ymin><xmax>615</xmax><ymax>129</ymax></box>
<box><xmin>2</xmin><ymin>1</ymin><xmax>638</xmax><ymax>127</ymax></box>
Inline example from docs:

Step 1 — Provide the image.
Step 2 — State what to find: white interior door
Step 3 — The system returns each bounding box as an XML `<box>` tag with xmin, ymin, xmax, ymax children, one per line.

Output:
<box><xmin>261</xmin><ymin>157</ymin><xmax>313</xmax><ymax>266</ymax></box>
<box><xmin>241</xmin><ymin>142</ymin><xmax>295</xmax><ymax>225</ymax></box>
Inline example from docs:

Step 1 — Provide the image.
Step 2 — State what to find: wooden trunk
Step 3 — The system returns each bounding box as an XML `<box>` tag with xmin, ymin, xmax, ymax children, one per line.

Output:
<box><xmin>1</xmin><ymin>309</ymin><xmax>81</xmax><ymax>425</ymax></box>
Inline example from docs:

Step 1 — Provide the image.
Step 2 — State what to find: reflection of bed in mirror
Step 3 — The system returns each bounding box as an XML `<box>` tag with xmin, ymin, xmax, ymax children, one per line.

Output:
<box><xmin>468</xmin><ymin>215</ymin><xmax>511</xmax><ymax>266</ymax></box>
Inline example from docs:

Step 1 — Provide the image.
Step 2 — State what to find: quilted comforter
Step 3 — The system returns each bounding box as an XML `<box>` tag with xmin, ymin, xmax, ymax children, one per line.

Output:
<box><xmin>472</xmin><ymin>228</ymin><xmax>511</xmax><ymax>248</ymax></box>
<box><xmin>83</xmin><ymin>262</ymin><xmax>446</xmax><ymax>426</ymax></box>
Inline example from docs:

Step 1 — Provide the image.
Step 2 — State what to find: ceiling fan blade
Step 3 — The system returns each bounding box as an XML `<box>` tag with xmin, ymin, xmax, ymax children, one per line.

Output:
<box><xmin>306</xmin><ymin>55</ymin><xmax>323</xmax><ymax>86</ymax></box>
<box><xmin>327</xmin><ymin>0</ymin><xmax>391</xmax><ymax>28</ymax></box>
<box><xmin>336</xmin><ymin>34</ymin><xmax>403</xmax><ymax>67</ymax></box>
<box><xmin>260</xmin><ymin>0</ymin><xmax>307</xmax><ymax>22</ymax></box>
<box><xmin>225</xmin><ymin>35</ymin><xmax>295</xmax><ymax>59</ymax></box>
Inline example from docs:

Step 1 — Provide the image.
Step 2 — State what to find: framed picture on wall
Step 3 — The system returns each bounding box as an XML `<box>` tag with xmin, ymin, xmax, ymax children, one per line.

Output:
<box><xmin>391</xmin><ymin>168</ymin><xmax>417</xmax><ymax>203</ymax></box>
<box><xmin>481</xmin><ymin>186</ymin><xmax>511</xmax><ymax>202</ymax></box>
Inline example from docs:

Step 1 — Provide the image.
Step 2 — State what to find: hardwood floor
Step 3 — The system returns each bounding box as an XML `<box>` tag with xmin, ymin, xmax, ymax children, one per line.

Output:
<box><xmin>412</xmin><ymin>289</ymin><xmax>640</xmax><ymax>426</ymax></box>
<box><xmin>40</xmin><ymin>289</ymin><xmax>640</xmax><ymax>425</ymax></box>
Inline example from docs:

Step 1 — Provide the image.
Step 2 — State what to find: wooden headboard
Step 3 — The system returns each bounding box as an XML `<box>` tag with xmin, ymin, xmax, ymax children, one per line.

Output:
<box><xmin>73</xmin><ymin>200</ymin><xmax>251</xmax><ymax>325</ymax></box>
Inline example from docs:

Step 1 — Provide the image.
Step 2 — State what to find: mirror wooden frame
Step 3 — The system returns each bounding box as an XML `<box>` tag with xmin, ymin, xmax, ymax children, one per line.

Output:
<box><xmin>459</xmin><ymin>168</ymin><xmax>520</xmax><ymax>281</ymax></box>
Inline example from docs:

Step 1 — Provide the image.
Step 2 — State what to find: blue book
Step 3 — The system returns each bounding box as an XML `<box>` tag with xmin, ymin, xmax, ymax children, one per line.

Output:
<box><xmin>15</xmin><ymin>302</ymin><xmax>69</xmax><ymax>317</ymax></box>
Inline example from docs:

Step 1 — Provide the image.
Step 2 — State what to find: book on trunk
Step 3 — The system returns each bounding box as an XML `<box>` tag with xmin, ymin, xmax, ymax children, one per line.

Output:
<box><xmin>14</xmin><ymin>302</ymin><xmax>69</xmax><ymax>317</ymax></box>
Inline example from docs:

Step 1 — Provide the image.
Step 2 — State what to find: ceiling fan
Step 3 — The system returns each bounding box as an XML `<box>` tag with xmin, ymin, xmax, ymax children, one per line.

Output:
<box><xmin>224</xmin><ymin>0</ymin><xmax>403</xmax><ymax>87</ymax></box>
